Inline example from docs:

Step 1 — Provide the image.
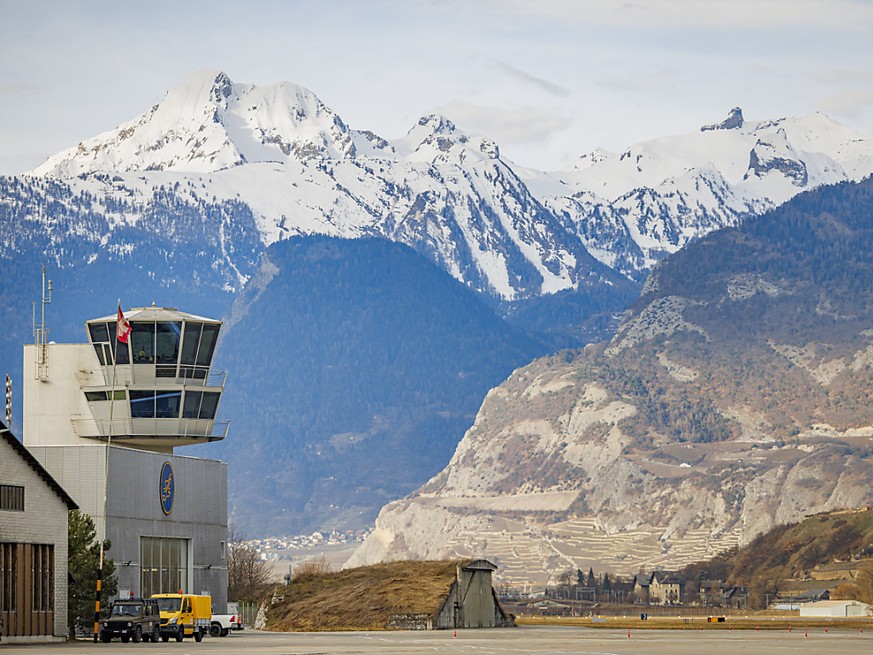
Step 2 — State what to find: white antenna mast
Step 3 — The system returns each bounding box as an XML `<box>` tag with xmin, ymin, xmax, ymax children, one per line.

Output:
<box><xmin>32</xmin><ymin>265</ymin><xmax>53</xmax><ymax>380</ymax></box>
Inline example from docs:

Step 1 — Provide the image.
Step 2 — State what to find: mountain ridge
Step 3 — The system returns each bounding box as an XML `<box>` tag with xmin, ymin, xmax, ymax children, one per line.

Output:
<box><xmin>23</xmin><ymin>71</ymin><xmax>873</xmax><ymax>299</ymax></box>
<box><xmin>348</xmin><ymin>178</ymin><xmax>873</xmax><ymax>585</ymax></box>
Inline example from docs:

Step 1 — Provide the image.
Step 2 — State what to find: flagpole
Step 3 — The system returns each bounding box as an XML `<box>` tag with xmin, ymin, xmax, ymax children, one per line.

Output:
<box><xmin>94</xmin><ymin>300</ymin><xmax>124</xmax><ymax>641</ymax></box>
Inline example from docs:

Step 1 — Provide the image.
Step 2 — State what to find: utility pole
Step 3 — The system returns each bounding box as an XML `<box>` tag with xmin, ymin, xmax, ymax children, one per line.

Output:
<box><xmin>4</xmin><ymin>374</ymin><xmax>11</xmax><ymax>426</ymax></box>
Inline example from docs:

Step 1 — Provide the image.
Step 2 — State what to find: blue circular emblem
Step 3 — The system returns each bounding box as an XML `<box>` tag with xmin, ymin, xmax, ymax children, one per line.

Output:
<box><xmin>160</xmin><ymin>461</ymin><xmax>174</xmax><ymax>515</ymax></box>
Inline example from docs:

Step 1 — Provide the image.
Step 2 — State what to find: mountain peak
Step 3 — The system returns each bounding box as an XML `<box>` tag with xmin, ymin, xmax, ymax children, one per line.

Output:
<box><xmin>180</xmin><ymin>69</ymin><xmax>233</xmax><ymax>96</ymax></box>
<box><xmin>30</xmin><ymin>70</ymin><xmax>364</xmax><ymax>175</ymax></box>
<box><xmin>395</xmin><ymin>114</ymin><xmax>503</xmax><ymax>162</ymax></box>
<box><xmin>417</xmin><ymin>114</ymin><xmax>457</xmax><ymax>134</ymax></box>
<box><xmin>152</xmin><ymin>69</ymin><xmax>237</xmax><ymax>127</ymax></box>
<box><xmin>701</xmin><ymin>107</ymin><xmax>744</xmax><ymax>132</ymax></box>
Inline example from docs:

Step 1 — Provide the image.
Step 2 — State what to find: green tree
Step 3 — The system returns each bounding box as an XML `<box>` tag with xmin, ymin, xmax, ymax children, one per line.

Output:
<box><xmin>68</xmin><ymin>510</ymin><xmax>117</xmax><ymax>638</ymax></box>
<box><xmin>601</xmin><ymin>573</ymin><xmax>612</xmax><ymax>597</ymax></box>
<box><xmin>586</xmin><ymin>567</ymin><xmax>597</xmax><ymax>589</ymax></box>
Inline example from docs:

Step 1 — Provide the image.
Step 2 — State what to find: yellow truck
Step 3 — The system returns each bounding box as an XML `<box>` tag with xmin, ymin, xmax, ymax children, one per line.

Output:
<box><xmin>151</xmin><ymin>593</ymin><xmax>212</xmax><ymax>642</ymax></box>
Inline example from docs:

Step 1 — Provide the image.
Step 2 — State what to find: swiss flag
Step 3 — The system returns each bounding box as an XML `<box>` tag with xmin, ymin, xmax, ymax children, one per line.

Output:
<box><xmin>116</xmin><ymin>305</ymin><xmax>132</xmax><ymax>344</ymax></box>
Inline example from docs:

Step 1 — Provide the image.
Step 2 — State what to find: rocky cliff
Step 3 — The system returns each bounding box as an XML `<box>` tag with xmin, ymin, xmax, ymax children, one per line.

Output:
<box><xmin>348</xmin><ymin>179</ymin><xmax>873</xmax><ymax>586</ymax></box>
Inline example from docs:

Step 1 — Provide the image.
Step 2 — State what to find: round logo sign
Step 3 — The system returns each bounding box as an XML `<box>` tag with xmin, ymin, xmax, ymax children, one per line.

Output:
<box><xmin>160</xmin><ymin>461</ymin><xmax>175</xmax><ymax>515</ymax></box>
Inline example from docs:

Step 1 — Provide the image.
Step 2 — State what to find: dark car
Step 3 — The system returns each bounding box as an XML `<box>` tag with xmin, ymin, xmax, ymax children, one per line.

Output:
<box><xmin>99</xmin><ymin>598</ymin><xmax>161</xmax><ymax>643</ymax></box>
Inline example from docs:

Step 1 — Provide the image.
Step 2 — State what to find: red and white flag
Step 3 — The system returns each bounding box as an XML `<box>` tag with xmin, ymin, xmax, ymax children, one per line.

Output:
<box><xmin>116</xmin><ymin>304</ymin><xmax>132</xmax><ymax>343</ymax></box>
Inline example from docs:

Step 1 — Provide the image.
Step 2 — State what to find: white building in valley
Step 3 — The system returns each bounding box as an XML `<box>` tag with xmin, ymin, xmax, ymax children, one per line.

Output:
<box><xmin>799</xmin><ymin>600</ymin><xmax>873</xmax><ymax>617</ymax></box>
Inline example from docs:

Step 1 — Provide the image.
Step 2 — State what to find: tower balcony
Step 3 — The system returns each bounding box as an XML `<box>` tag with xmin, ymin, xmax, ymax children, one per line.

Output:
<box><xmin>71</xmin><ymin>417</ymin><xmax>230</xmax><ymax>448</ymax></box>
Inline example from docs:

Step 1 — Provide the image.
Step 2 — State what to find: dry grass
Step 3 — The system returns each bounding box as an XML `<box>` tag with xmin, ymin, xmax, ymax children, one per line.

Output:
<box><xmin>267</xmin><ymin>560</ymin><xmax>463</xmax><ymax>631</ymax></box>
<box><xmin>291</xmin><ymin>555</ymin><xmax>332</xmax><ymax>581</ymax></box>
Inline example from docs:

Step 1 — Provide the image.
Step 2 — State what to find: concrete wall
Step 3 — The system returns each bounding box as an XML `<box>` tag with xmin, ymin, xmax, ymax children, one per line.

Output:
<box><xmin>23</xmin><ymin>344</ymin><xmax>103</xmax><ymax>447</ymax></box>
<box><xmin>386</xmin><ymin>613</ymin><xmax>432</xmax><ymax>630</ymax></box>
<box><xmin>0</xmin><ymin>436</ymin><xmax>70</xmax><ymax>641</ymax></box>
<box><xmin>27</xmin><ymin>445</ymin><xmax>228</xmax><ymax>609</ymax></box>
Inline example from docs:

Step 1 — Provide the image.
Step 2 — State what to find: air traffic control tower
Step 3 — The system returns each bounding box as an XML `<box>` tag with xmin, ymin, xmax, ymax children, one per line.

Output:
<box><xmin>23</xmin><ymin>306</ymin><xmax>230</xmax><ymax>607</ymax></box>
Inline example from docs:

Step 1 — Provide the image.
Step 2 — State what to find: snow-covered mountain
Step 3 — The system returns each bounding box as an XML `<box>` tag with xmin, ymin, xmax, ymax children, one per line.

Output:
<box><xmin>31</xmin><ymin>70</ymin><xmax>614</xmax><ymax>302</ymax></box>
<box><xmin>27</xmin><ymin>71</ymin><xmax>873</xmax><ymax>298</ymax></box>
<box><xmin>518</xmin><ymin>107</ymin><xmax>873</xmax><ymax>280</ymax></box>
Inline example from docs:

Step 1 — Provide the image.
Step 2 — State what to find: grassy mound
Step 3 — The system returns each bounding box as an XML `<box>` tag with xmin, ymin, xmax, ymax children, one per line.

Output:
<box><xmin>266</xmin><ymin>560</ymin><xmax>463</xmax><ymax>631</ymax></box>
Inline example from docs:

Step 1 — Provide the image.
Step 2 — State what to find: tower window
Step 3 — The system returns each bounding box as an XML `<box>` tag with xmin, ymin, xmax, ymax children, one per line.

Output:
<box><xmin>129</xmin><ymin>391</ymin><xmax>156</xmax><ymax>418</ymax></box>
<box><xmin>182</xmin><ymin>391</ymin><xmax>221</xmax><ymax>420</ymax></box>
<box><xmin>129</xmin><ymin>391</ymin><xmax>182</xmax><ymax>419</ymax></box>
<box><xmin>132</xmin><ymin>323</ymin><xmax>156</xmax><ymax>363</ymax></box>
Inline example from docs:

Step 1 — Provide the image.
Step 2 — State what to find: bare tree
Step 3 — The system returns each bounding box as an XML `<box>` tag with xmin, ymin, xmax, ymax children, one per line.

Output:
<box><xmin>556</xmin><ymin>567</ymin><xmax>575</xmax><ymax>598</ymax></box>
<box><xmin>857</xmin><ymin>563</ymin><xmax>873</xmax><ymax>604</ymax></box>
<box><xmin>227</xmin><ymin>525</ymin><xmax>272</xmax><ymax>602</ymax></box>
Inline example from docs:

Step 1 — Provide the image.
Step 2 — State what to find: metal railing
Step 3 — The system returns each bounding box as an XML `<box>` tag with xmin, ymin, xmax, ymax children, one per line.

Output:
<box><xmin>78</xmin><ymin>367</ymin><xmax>228</xmax><ymax>389</ymax></box>
<box><xmin>71</xmin><ymin>417</ymin><xmax>230</xmax><ymax>441</ymax></box>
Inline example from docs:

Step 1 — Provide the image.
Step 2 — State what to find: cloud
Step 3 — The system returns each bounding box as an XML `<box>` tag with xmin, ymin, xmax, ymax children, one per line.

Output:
<box><xmin>818</xmin><ymin>90</ymin><xmax>873</xmax><ymax>120</ymax></box>
<box><xmin>430</xmin><ymin>100</ymin><xmax>571</xmax><ymax>144</ymax></box>
<box><xmin>494</xmin><ymin>62</ymin><xmax>570</xmax><ymax>98</ymax></box>
<box><xmin>494</xmin><ymin>0</ymin><xmax>873</xmax><ymax>30</ymax></box>
<box><xmin>0</xmin><ymin>82</ymin><xmax>45</xmax><ymax>97</ymax></box>
<box><xmin>594</xmin><ymin>69</ymin><xmax>679</xmax><ymax>94</ymax></box>
<box><xmin>807</xmin><ymin>68</ymin><xmax>873</xmax><ymax>86</ymax></box>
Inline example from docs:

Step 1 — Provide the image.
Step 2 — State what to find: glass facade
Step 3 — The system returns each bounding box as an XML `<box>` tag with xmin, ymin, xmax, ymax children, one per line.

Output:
<box><xmin>140</xmin><ymin>537</ymin><xmax>188</xmax><ymax>598</ymax></box>
<box><xmin>86</xmin><ymin>318</ymin><xmax>220</xmax><ymax>378</ymax></box>
<box><xmin>126</xmin><ymin>390</ymin><xmax>217</xmax><ymax>420</ymax></box>
<box><xmin>88</xmin><ymin>322</ymin><xmax>131</xmax><ymax>366</ymax></box>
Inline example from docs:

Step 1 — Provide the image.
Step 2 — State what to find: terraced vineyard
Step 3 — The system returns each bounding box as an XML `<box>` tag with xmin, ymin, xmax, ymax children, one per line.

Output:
<box><xmin>441</xmin><ymin>514</ymin><xmax>741</xmax><ymax>587</ymax></box>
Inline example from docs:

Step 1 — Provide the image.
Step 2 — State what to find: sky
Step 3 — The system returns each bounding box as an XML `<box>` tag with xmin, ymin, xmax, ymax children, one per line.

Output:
<box><xmin>1</xmin><ymin>0</ymin><xmax>872</xmax><ymax>175</ymax></box>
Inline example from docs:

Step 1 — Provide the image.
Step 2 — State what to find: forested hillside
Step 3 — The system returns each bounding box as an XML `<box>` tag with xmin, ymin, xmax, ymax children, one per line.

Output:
<box><xmin>204</xmin><ymin>236</ymin><xmax>546</xmax><ymax>534</ymax></box>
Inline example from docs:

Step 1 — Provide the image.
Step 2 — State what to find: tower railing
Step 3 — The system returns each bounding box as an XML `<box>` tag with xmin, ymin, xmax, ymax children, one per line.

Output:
<box><xmin>78</xmin><ymin>368</ymin><xmax>228</xmax><ymax>389</ymax></box>
<box><xmin>70</xmin><ymin>417</ymin><xmax>230</xmax><ymax>442</ymax></box>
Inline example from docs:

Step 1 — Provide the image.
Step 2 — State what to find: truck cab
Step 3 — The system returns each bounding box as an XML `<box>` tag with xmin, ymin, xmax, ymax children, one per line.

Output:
<box><xmin>151</xmin><ymin>593</ymin><xmax>211</xmax><ymax>642</ymax></box>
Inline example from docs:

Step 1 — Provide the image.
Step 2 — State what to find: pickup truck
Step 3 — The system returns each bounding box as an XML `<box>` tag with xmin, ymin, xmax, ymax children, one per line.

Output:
<box><xmin>209</xmin><ymin>603</ymin><xmax>243</xmax><ymax>637</ymax></box>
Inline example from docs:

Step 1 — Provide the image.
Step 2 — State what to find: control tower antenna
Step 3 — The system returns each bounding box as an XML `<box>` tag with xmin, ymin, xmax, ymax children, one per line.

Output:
<box><xmin>32</xmin><ymin>265</ymin><xmax>53</xmax><ymax>380</ymax></box>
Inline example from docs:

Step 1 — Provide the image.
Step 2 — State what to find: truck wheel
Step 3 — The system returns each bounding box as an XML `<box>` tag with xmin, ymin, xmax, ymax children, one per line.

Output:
<box><xmin>161</xmin><ymin>635</ymin><xmax>169</xmax><ymax>642</ymax></box>
<box><xmin>100</xmin><ymin>634</ymin><xmax>112</xmax><ymax>643</ymax></box>
<box><xmin>210</xmin><ymin>623</ymin><xmax>221</xmax><ymax>637</ymax></box>
<box><xmin>194</xmin><ymin>629</ymin><xmax>203</xmax><ymax>643</ymax></box>
<box><xmin>133</xmin><ymin>626</ymin><xmax>142</xmax><ymax>643</ymax></box>
<box><xmin>175</xmin><ymin>632</ymin><xmax>183</xmax><ymax>642</ymax></box>
<box><xmin>152</xmin><ymin>625</ymin><xmax>160</xmax><ymax>642</ymax></box>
